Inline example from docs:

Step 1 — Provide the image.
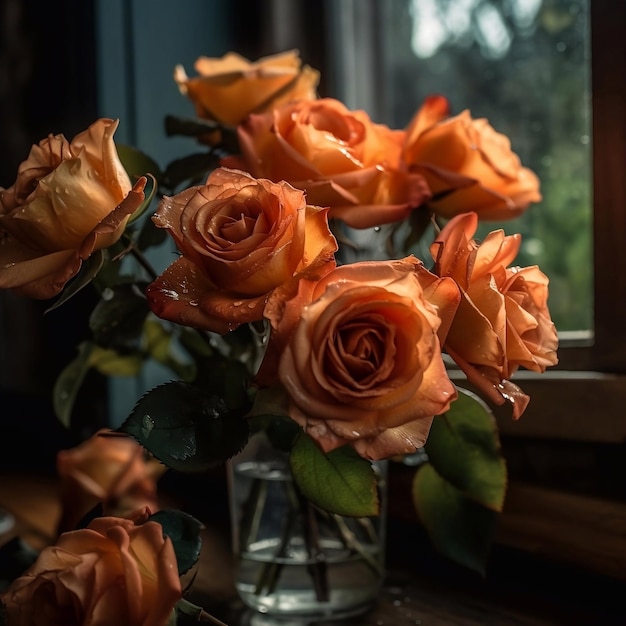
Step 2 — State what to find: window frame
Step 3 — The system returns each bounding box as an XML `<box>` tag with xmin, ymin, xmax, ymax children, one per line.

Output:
<box><xmin>264</xmin><ymin>0</ymin><xmax>626</xmax><ymax>445</ymax></box>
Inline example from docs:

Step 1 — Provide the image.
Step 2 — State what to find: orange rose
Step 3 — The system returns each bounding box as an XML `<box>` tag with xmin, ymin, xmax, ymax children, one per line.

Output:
<box><xmin>258</xmin><ymin>256</ymin><xmax>459</xmax><ymax>460</ymax></box>
<box><xmin>0</xmin><ymin>118</ymin><xmax>145</xmax><ymax>299</ymax></box>
<box><xmin>56</xmin><ymin>428</ymin><xmax>162</xmax><ymax>534</ymax></box>
<box><xmin>0</xmin><ymin>512</ymin><xmax>181</xmax><ymax>626</ymax></box>
<box><xmin>146</xmin><ymin>167</ymin><xmax>337</xmax><ymax>334</ymax></box>
<box><xmin>223</xmin><ymin>97</ymin><xmax>431</xmax><ymax>228</ymax></box>
<box><xmin>403</xmin><ymin>95</ymin><xmax>541</xmax><ymax>220</ymax></box>
<box><xmin>174</xmin><ymin>49</ymin><xmax>319</xmax><ymax>126</ymax></box>
<box><xmin>431</xmin><ymin>212</ymin><xmax>558</xmax><ymax>418</ymax></box>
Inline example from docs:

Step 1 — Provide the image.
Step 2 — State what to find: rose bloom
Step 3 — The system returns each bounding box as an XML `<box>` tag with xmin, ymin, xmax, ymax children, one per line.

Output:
<box><xmin>0</xmin><ymin>118</ymin><xmax>145</xmax><ymax>299</ymax></box>
<box><xmin>56</xmin><ymin>428</ymin><xmax>163</xmax><ymax>535</ymax></box>
<box><xmin>222</xmin><ymin>97</ymin><xmax>431</xmax><ymax>229</ymax></box>
<box><xmin>431</xmin><ymin>212</ymin><xmax>559</xmax><ymax>418</ymax></box>
<box><xmin>0</xmin><ymin>511</ymin><xmax>181</xmax><ymax>626</ymax></box>
<box><xmin>257</xmin><ymin>256</ymin><xmax>460</xmax><ymax>460</ymax></box>
<box><xmin>146</xmin><ymin>167</ymin><xmax>337</xmax><ymax>334</ymax></box>
<box><xmin>402</xmin><ymin>95</ymin><xmax>541</xmax><ymax>221</ymax></box>
<box><xmin>174</xmin><ymin>49</ymin><xmax>319</xmax><ymax>127</ymax></box>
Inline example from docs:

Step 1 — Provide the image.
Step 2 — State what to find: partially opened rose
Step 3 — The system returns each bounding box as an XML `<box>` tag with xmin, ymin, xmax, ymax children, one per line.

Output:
<box><xmin>223</xmin><ymin>97</ymin><xmax>430</xmax><ymax>228</ymax></box>
<box><xmin>403</xmin><ymin>95</ymin><xmax>541</xmax><ymax>220</ymax></box>
<box><xmin>146</xmin><ymin>167</ymin><xmax>338</xmax><ymax>334</ymax></box>
<box><xmin>56</xmin><ymin>428</ymin><xmax>163</xmax><ymax>534</ymax></box>
<box><xmin>0</xmin><ymin>512</ymin><xmax>181</xmax><ymax>626</ymax></box>
<box><xmin>0</xmin><ymin>118</ymin><xmax>145</xmax><ymax>299</ymax></box>
<box><xmin>258</xmin><ymin>256</ymin><xmax>459</xmax><ymax>460</ymax></box>
<box><xmin>175</xmin><ymin>49</ymin><xmax>319</xmax><ymax>126</ymax></box>
<box><xmin>431</xmin><ymin>212</ymin><xmax>558</xmax><ymax>417</ymax></box>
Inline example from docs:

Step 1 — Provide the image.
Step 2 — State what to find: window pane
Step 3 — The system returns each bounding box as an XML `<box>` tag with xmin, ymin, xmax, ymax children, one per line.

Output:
<box><xmin>330</xmin><ymin>0</ymin><xmax>591</xmax><ymax>332</ymax></box>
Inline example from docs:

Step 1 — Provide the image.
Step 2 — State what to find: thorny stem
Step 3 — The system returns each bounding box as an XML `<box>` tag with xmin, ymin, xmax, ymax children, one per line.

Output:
<box><xmin>121</xmin><ymin>233</ymin><xmax>159</xmax><ymax>280</ymax></box>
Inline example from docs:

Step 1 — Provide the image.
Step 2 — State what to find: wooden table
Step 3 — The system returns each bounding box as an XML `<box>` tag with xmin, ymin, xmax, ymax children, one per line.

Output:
<box><xmin>0</xmin><ymin>471</ymin><xmax>624</xmax><ymax>626</ymax></box>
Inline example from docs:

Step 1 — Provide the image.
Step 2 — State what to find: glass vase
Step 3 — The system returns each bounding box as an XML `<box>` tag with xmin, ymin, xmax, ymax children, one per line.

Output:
<box><xmin>227</xmin><ymin>432</ymin><xmax>387</xmax><ymax>621</ymax></box>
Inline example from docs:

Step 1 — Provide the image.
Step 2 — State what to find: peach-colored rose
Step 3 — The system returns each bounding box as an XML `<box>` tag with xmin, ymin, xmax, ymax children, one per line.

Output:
<box><xmin>174</xmin><ymin>49</ymin><xmax>319</xmax><ymax>127</ymax></box>
<box><xmin>403</xmin><ymin>95</ymin><xmax>541</xmax><ymax>220</ymax></box>
<box><xmin>0</xmin><ymin>118</ymin><xmax>145</xmax><ymax>299</ymax></box>
<box><xmin>222</xmin><ymin>97</ymin><xmax>431</xmax><ymax>229</ymax></box>
<box><xmin>146</xmin><ymin>167</ymin><xmax>337</xmax><ymax>334</ymax></box>
<box><xmin>431</xmin><ymin>212</ymin><xmax>558</xmax><ymax>418</ymax></box>
<box><xmin>258</xmin><ymin>256</ymin><xmax>459</xmax><ymax>460</ymax></box>
<box><xmin>0</xmin><ymin>512</ymin><xmax>181</xmax><ymax>626</ymax></box>
<box><xmin>56</xmin><ymin>428</ymin><xmax>162</xmax><ymax>535</ymax></box>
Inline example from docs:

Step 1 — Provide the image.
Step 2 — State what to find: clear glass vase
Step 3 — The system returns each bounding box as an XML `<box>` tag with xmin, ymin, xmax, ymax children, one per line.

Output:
<box><xmin>228</xmin><ymin>432</ymin><xmax>387</xmax><ymax>621</ymax></box>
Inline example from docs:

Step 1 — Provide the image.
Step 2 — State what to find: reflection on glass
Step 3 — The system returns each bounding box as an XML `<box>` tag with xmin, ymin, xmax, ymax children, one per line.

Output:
<box><xmin>367</xmin><ymin>0</ymin><xmax>592</xmax><ymax>331</ymax></box>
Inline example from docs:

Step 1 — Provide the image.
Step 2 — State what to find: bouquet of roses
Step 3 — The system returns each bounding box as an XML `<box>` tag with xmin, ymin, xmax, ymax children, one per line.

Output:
<box><xmin>0</xmin><ymin>50</ymin><xmax>558</xmax><ymax>625</ymax></box>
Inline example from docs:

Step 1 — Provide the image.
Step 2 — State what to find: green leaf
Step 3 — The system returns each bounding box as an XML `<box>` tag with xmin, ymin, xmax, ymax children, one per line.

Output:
<box><xmin>290</xmin><ymin>434</ymin><xmax>379</xmax><ymax>517</ymax></box>
<box><xmin>149</xmin><ymin>509</ymin><xmax>203</xmax><ymax>576</ymax></box>
<box><xmin>136</xmin><ymin>213</ymin><xmax>168</xmax><ymax>250</ymax></box>
<box><xmin>412</xmin><ymin>464</ymin><xmax>498</xmax><ymax>575</ymax></box>
<box><xmin>194</xmin><ymin>355</ymin><xmax>252</xmax><ymax>411</ymax></box>
<box><xmin>45</xmin><ymin>249</ymin><xmax>106</xmax><ymax>314</ymax></box>
<box><xmin>89</xmin><ymin>283</ymin><xmax>150</xmax><ymax>352</ymax></box>
<box><xmin>178</xmin><ymin>326</ymin><xmax>214</xmax><ymax>359</ymax></box>
<box><xmin>409</xmin><ymin>387</ymin><xmax>507</xmax><ymax>574</ymax></box>
<box><xmin>424</xmin><ymin>387</ymin><xmax>507</xmax><ymax>511</ymax></box>
<box><xmin>117</xmin><ymin>144</ymin><xmax>162</xmax><ymax>184</ymax></box>
<box><xmin>161</xmin><ymin>152</ymin><xmax>222</xmax><ymax>191</ymax></box>
<box><xmin>88</xmin><ymin>346</ymin><xmax>143</xmax><ymax>377</ymax></box>
<box><xmin>164</xmin><ymin>114</ymin><xmax>221</xmax><ymax>137</ymax></box>
<box><xmin>143</xmin><ymin>319</ymin><xmax>173</xmax><ymax>363</ymax></box>
<box><xmin>118</xmin><ymin>381</ymin><xmax>250</xmax><ymax>472</ymax></box>
<box><xmin>402</xmin><ymin>206</ymin><xmax>435</xmax><ymax>254</ymax></box>
<box><xmin>174</xmin><ymin>598</ymin><xmax>225</xmax><ymax>626</ymax></box>
<box><xmin>53</xmin><ymin>341</ymin><xmax>94</xmax><ymax>427</ymax></box>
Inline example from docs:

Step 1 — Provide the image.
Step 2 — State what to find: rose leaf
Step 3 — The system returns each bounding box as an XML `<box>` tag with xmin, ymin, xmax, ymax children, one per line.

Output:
<box><xmin>193</xmin><ymin>355</ymin><xmax>252</xmax><ymax>411</ymax></box>
<box><xmin>89</xmin><ymin>283</ymin><xmax>150</xmax><ymax>352</ymax></box>
<box><xmin>412</xmin><ymin>463</ymin><xmax>498</xmax><ymax>575</ymax></box>
<box><xmin>136</xmin><ymin>211</ymin><xmax>169</xmax><ymax>250</ymax></box>
<box><xmin>88</xmin><ymin>346</ymin><xmax>143</xmax><ymax>377</ymax></box>
<box><xmin>116</xmin><ymin>144</ymin><xmax>162</xmax><ymax>188</ymax></box>
<box><xmin>290</xmin><ymin>434</ymin><xmax>379</xmax><ymax>517</ymax></box>
<box><xmin>149</xmin><ymin>509</ymin><xmax>203</xmax><ymax>576</ymax></box>
<box><xmin>53</xmin><ymin>341</ymin><xmax>95</xmax><ymax>428</ymax></box>
<box><xmin>164</xmin><ymin>114</ymin><xmax>221</xmax><ymax>137</ymax></box>
<box><xmin>117</xmin><ymin>381</ymin><xmax>250</xmax><ymax>472</ymax></box>
<box><xmin>44</xmin><ymin>249</ymin><xmax>106</xmax><ymax>314</ymax></box>
<box><xmin>424</xmin><ymin>386</ymin><xmax>507</xmax><ymax>511</ymax></box>
<box><xmin>161</xmin><ymin>152</ymin><xmax>223</xmax><ymax>192</ymax></box>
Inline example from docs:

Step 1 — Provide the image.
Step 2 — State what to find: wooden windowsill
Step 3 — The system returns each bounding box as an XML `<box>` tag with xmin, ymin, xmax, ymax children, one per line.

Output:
<box><xmin>0</xmin><ymin>470</ymin><xmax>624</xmax><ymax>625</ymax></box>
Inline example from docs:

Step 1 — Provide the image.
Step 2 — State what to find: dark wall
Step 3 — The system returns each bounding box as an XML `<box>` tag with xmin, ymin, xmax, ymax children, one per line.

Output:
<box><xmin>0</xmin><ymin>0</ymin><xmax>101</xmax><ymax>468</ymax></box>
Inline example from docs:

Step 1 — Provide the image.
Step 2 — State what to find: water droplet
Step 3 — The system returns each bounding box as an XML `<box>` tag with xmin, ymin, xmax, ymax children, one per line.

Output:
<box><xmin>141</xmin><ymin>415</ymin><xmax>155</xmax><ymax>438</ymax></box>
<box><xmin>373</xmin><ymin>226</ymin><xmax>381</xmax><ymax>232</ymax></box>
<box><xmin>189</xmin><ymin>299</ymin><xmax>198</xmax><ymax>306</ymax></box>
<box><xmin>160</xmin><ymin>289</ymin><xmax>180</xmax><ymax>300</ymax></box>
<box><xmin>102</xmin><ymin>288</ymin><xmax>114</xmax><ymax>301</ymax></box>
<box><xmin>233</xmin><ymin>301</ymin><xmax>243</xmax><ymax>307</ymax></box>
<box><xmin>247</xmin><ymin>301</ymin><xmax>257</xmax><ymax>309</ymax></box>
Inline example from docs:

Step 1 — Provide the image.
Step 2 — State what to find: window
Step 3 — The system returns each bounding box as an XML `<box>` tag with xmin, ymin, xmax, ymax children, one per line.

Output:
<box><xmin>313</xmin><ymin>0</ymin><xmax>626</xmax><ymax>445</ymax></box>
